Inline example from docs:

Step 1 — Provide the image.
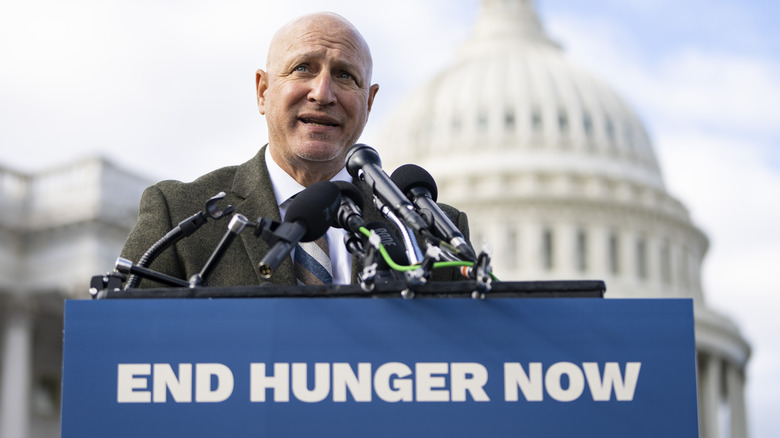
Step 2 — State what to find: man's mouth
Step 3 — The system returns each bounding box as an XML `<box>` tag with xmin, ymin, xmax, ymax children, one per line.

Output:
<box><xmin>299</xmin><ymin>116</ymin><xmax>339</xmax><ymax>127</ymax></box>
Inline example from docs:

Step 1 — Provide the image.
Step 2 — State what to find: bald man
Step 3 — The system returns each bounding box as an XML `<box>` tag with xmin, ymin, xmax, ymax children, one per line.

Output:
<box><xmin>258</xmin><ymin>12</ymin><xmax>379</xmax><ymax>186</ymax></box>
<box><xmin>120</xmin><ymin>13</ymin><xmax>470</xmax><ymax>288</ymax></box>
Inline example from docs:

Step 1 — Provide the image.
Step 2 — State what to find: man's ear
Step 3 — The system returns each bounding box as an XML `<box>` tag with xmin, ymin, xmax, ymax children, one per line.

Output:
<box><xmin>366</xmin><ymin>83</ymin><xmax>379</xmax><ymax>114</ymax></box>
<box><xmin>256</xmin><ymin>69</ymin><xmax>268</xmax><ymax>115</ymax></box>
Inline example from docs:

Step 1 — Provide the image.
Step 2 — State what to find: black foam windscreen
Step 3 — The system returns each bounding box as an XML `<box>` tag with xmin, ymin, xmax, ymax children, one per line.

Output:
<box><xmin>345</xmin><ymin>143</ymin><xmax>381</xmax><ymax>178</ymax></box>
<box><xmin>333</xmin><ymin>180</ymin><xmax>364</xmax><ymax>210</ymax></box>
<box><xmin>285</xmin><ymin>181</ymin><xmax>341</xmax><ymax>242</ymax></box>
<box><xmin>390</xmin><ymin>164</ymin><xmax>438</xmax><ymax>202</ymax></box>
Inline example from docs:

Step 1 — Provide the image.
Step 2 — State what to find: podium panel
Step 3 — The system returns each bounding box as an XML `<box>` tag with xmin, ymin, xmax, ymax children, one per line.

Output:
<box><xmin>62</xmin><ymin>298</ymin><xmax>698</xmax><ymax>437</ymax></box>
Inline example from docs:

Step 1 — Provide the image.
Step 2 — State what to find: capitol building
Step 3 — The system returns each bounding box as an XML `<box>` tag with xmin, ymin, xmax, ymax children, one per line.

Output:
<box><xmin>379</xmin><ymin>0</ymin><xmax>750</xmax><ymax>437</ymax></box>
<box><xmin>0</xmin><ymin>0</ymin><xmax>751</xmax><ymax>437</ymax></box>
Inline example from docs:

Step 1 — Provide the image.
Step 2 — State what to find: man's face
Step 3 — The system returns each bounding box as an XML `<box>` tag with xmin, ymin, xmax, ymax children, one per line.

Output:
<box><xmin>257</xmin><ymin>17</ymin><xmax>379</xmax><ymax>172</ymax></box>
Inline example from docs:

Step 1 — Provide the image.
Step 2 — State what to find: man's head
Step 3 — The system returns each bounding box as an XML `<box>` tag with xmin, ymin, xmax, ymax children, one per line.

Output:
<box><xmin>256</xmin><ymin>12</ymin><xmax>380</xmax><ymax>186</ymax></box>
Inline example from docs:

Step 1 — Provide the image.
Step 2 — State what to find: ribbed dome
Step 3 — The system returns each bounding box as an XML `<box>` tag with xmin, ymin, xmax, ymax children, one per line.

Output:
<box><xmin>377</xmin><ymin>0</ymin><xmax>705</xmax><ymax>296</ymax></box>
<box><xmin>379</xmin><ymin>0</ymin><xmax>664</xmax><ymax>193</ymax></box>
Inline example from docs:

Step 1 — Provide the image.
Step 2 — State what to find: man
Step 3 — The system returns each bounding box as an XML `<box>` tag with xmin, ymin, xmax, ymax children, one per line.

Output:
<box><xmin>120</xmin><ymin>12</ymin><xmax>469</xmax><ymax>288</ymax></box>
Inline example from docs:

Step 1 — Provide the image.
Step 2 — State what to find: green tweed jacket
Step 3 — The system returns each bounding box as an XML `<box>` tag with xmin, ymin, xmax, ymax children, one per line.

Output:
<box><xmin>120</xmin><ymin>145</ymin><xmax>471</xmax><ymax>288</ymax></box>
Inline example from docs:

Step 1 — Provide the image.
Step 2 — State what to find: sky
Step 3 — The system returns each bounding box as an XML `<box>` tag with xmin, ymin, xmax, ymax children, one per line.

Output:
<box><xmin>1</xmin><ymin>0</ymin><xmax>778</xmax><ymax>435</ymax></box>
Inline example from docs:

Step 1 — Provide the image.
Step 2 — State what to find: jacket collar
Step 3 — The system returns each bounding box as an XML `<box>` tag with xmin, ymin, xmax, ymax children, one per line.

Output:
<box><xmin>230</xmin><ymin>145</ymin><xmax>297</xmax><ymax>285</ymax></box>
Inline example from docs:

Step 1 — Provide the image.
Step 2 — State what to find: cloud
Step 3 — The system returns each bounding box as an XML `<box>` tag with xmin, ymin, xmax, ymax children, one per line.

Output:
<box><xmin>637</xmin><ymin>52</ymin><xmax>780</xmax><ymax>143</ymax></box>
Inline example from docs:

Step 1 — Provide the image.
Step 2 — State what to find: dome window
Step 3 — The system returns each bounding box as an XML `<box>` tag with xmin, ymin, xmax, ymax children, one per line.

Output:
<box><xmin>558</xmin><ymin>111</ymin><xmax>569</xmax><ymax>134</ymax></box>
<box><xmin>477</xmin><ymin>110</ymin><xmax>488</xmax><ymax>131</ymax></box>
<box><xmin>636</xmin><ymin>235</ymin><xmax>648</xmax><ymax>280</ymax></box>
<box><xmin>542</xmin><ymin>228</ymin><xmax>554</xmax><ymax>270</ymax></box>
<box><xmin>583</xmin><ymin>113</ymin><xmax>593</xmax><ymax>137</ymax></box>
<box><xmin>680</xmin><ymin>246</ymin><xmax>691</xmax><ymax>289</ymax></box>
<box><xmin>608</xmin><ymin>231</ymin><xmax>620</xmax><ymax>275</ymax></box>
<box><xmin>661</xmin><ymin>239</ymin><xmax>672</xmax><ymax>285</ymax></box>
<box><xmin>531</xmin><ymin>108</ymin><xmax>543</xmax><ymax>132</ymax></box>
<box><xmin>576</xmin><ymin>228</ymin><xmax>588</xmax><ymax>272</ymax></box>
<box><xmin>624</xmin><ymin>126</ymin><xmax>634</xmax><ymax>153</ymax></box>
<box><xmin>505</xmin><ymin>109</ymin><xmax>516</xmax><ymax>131</ymax></box>
<box><xmin>606</xmin><ymin>118</ymin><xmax>616</xmax><ymax>144</ymax></box>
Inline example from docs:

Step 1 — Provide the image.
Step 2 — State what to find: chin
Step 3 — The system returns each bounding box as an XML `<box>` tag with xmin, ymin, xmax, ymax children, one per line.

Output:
<box><xmin>295</xmin><ymin>142</ymin><xmax>345</xmax><ymax>162</ymax></box>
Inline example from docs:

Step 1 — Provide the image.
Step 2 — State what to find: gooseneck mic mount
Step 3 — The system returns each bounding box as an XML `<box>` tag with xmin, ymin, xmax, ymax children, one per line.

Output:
<box><xmin>123</xmin><ymin>192</ymin><xmax>234</xmax><ymax>290</ymax></box>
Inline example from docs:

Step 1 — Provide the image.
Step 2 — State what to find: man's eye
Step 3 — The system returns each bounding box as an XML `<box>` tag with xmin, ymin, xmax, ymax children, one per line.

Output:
<box><xmin>294</xmin><ymin>65</ymin><xmax>308</xmax><ymax>72</ymax></box>
<box><xmin>337</xmin><ymin>71</ymin><xmax>354</xmax><ymax>81</ymax></box>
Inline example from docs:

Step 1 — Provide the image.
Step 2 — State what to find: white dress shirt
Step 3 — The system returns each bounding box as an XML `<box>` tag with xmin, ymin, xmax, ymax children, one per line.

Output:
<box><xmin>264</xmin><ymin>147</ymin><xmax>353</xmax><ymax>285</ymax></box>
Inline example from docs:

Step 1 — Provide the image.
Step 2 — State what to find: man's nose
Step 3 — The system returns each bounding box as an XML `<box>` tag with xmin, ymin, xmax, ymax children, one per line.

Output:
<box><xmin>308</xmin><ymin>72</ymin><xmax>337</xmax><ymax>105</ymax></box>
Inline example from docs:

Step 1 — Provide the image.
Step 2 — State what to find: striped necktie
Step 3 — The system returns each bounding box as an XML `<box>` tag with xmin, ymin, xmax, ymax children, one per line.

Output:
<box><xmin>294</xmin><ymin>236</ymin><xmax>333</xmax><ymax>285</ymax></box>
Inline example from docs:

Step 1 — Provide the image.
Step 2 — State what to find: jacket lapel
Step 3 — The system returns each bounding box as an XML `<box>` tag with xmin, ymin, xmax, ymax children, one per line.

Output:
<box><xmin>231</xmin><ymin>145</ymin><xmax>296</xmax><ymax>285</ymax></box>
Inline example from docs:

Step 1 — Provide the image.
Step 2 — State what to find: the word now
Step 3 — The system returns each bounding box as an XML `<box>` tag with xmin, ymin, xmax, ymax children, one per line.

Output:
<box><xmin>504</xmin><ymin>362</ymin><xmax>641</xmax><ymax>402</ymax></box>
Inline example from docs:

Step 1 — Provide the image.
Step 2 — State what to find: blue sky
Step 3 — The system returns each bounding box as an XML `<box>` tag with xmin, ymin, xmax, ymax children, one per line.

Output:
<box><xmin>1</xmin><ymin>0</ymin><xmax>778</xmax><ymax>435</ymax></box>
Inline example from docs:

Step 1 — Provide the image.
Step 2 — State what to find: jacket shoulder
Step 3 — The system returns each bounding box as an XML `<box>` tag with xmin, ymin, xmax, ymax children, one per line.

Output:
<box><xmin>151</xmin><ymin>166</ymin><xmax>239</xmax><ymax>216</ymax></box>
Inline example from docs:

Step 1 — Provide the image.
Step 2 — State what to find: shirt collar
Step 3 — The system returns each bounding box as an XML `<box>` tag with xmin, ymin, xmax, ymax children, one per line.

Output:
<box><xmin>265</xmin><ymin>147</ymin><xmax>352</xmax><ymax>214</ymax></box>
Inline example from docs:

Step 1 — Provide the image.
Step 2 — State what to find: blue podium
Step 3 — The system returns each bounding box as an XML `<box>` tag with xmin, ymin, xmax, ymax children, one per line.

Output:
<box><xmin>61</xmin><ymin>284</ymin><xmax>699</xmax><ymax>437</ymax></box>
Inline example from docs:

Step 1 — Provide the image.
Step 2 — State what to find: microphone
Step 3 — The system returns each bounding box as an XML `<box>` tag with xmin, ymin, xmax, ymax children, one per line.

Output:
<box><xmin>361</xmin><ymin>221</ymin><xmax>409</xmax><ymax>287</ymax></box>
<box><xmin>345</xmin><ymin>144</ymin><xmax>429</xmax><ymax>234</ymax></box>
<box><xmin>391</xmin><ymin>164</ymin><xmax>476</xmax><ymax>261</ymax></box>
<box><xmin>257</xmin><ymin>181</ymin><xmax>341</xmax><ymax>278</ymax></box>
<box><xmin>333</xmin><ymin>180</ymin><xmax>366</xmax><ymax>235</ymax></box>
<box><xmin>366</xmin><ymin>221</ymin><xmax>410</xmax><ymax>269</ymax></box>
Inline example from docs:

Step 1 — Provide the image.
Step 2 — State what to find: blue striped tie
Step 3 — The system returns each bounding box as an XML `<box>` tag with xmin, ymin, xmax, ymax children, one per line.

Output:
<box><xmin>294</xmin><ymin>236</ymin><xmax>333</xmax><ymax>285</ymax></box>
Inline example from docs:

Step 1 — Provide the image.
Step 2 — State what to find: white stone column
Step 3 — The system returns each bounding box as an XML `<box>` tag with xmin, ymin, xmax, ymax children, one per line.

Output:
<box><xmin>0</xmin><ymin>301</ymin><xmax>33</xmax><ymax>438</ymax></box>
<box><xmin>520</xmin><ymin>220</ymin><xmax>538</xmax><ymax>278</ymax></box>
<box><xmin>501</xmin><ymin>221</ymin><xmax>520</xmax><ymax>276</ymax></box>
<box><xmin>700</xmin><ymin>354</ymin><xmax>722</xmax><ymax>438</ymax></box>
<box><xmin>726</xmin><ymin>364</ymin><xmax>748</xmax><ymax>438</ymax></box>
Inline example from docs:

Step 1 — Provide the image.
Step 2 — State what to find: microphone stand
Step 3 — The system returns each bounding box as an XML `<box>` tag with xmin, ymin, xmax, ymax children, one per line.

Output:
<box><xmin>189</xmin><ymin>214</ymin><xmax>250</xmax><ymax>287</ymax></box>
<box><xmin>375</xmin><ymin>200</ymin><xmax>423</xmax><ymax>265</ymax></box>
<box><xmin>357</xmin><ymin>230</ymin><xmax>381</xmax><ymax>292</ymax></box>
<box><xmin>114</xmin><ymin>258</ymin><xmax>190</xmax><ymax>288</ymax></box>
<box><xmin>111</xmin><ymin>214</ymin><xmax>252</xmax><ymax>291</ymax></box>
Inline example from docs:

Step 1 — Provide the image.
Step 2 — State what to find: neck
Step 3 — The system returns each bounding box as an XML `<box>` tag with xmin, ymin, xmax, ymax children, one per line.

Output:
<box><xmin>269</xmin><ymin>147</ymin><xmax>343</xmax><ymax>187</ymax></box>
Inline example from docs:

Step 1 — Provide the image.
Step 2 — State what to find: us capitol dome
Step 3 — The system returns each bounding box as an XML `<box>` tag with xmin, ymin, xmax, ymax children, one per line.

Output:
<box><xmin>378</xmin><ymin>0</ymin><xmax>751</xmax><ymax>436</ymax></box>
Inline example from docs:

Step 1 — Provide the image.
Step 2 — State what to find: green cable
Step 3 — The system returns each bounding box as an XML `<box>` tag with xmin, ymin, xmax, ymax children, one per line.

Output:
<box><xmin>357</xmin><ymin>227</ymin><xmax>500</xmax><ymax>281</ymax></box>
